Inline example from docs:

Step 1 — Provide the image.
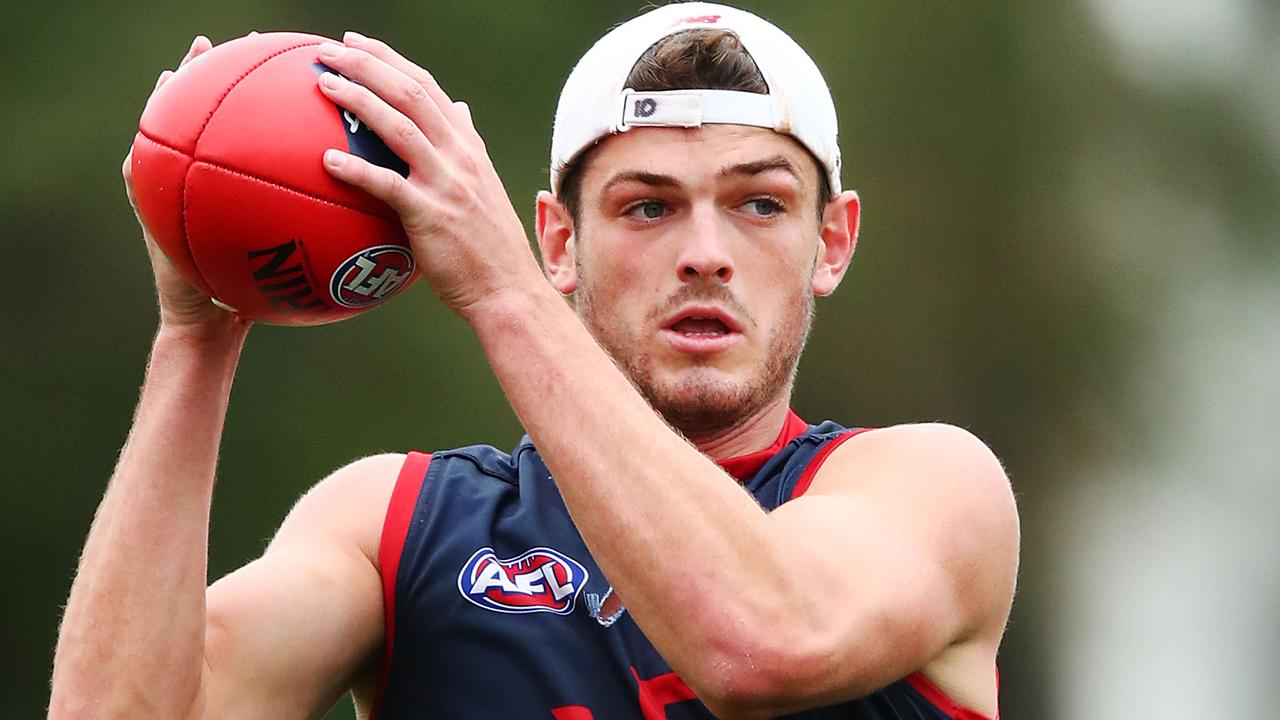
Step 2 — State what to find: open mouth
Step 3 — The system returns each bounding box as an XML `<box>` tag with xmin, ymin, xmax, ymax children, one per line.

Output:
<box><xmin>669</xmin><ymin>316</ymin><xmax>733</xmax><ymax>337</ymax></box>
<box><xmin>660</xmin><ymin>307</ymin><xmax>744</xmax><ymax>354</ymax></box>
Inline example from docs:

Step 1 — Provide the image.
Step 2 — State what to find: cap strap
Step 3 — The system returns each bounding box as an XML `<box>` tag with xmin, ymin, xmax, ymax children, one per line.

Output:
<box><xmin>619</xmin><ymin>89</ymin><xmax>774</xmax><ymax>130</ymax></box>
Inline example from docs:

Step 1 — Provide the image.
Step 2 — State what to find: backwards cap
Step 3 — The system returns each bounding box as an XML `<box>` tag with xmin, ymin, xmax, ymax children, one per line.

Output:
<box><xmin>550</xmin><ymin>2</ymin><xmax>842</xmax><ymax>193</ymax></box>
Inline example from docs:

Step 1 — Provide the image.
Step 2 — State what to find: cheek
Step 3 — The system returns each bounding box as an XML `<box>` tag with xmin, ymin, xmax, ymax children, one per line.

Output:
<box><xmin>741</xmin><ymin>243</ymin><xmax>814</xmax><ymax>307</ymax></box>
<box><xmin>581</xmin><ymin>242</ymin><xmax>670</xmax><ymax>308</ymax></box>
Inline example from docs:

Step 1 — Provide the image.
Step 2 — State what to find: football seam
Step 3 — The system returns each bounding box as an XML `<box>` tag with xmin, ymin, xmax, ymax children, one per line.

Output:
<box><xmin>138</xmin><ymin>127</ymin><xmax>398</xmax><ymax>221</ymax></box>
<box><xmin>195</xmin><ymin>42</ymin><xmax>322</xmax><ymax>144</ymax></box>
<box><xmin>130</xmin><ymin>131</ymin><xmax>215</xmax><ymax>296</ymax></box>
<box><xmin>194</xmin><ymin>160</ymin><xmax>401</xmax><ymax>221</ymax></box>
<box><xmin>181</xmin><ymin>161</ymin><xmax>218</xmax><ymax>300</ymax></box>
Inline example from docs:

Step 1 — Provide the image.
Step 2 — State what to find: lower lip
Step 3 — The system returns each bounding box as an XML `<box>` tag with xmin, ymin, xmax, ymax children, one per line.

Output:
<box><xmin>660</xmin><ymin>328</ymin><xmax>743</xmax><ymax>355</ymax></box>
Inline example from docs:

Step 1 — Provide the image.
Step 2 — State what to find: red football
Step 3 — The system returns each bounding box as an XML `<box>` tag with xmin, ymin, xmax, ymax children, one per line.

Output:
<box><xmin>130</xmin><ymin>32</ymin><xmax>418</xmax><ymax>325</ymax></box>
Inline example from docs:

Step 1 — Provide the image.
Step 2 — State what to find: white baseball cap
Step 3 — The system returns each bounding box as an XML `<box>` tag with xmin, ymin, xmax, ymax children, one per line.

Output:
<box><xmin>550</xmin><ymin>2</ymin><xmax>842</xmax><ymax>194</ymax></box>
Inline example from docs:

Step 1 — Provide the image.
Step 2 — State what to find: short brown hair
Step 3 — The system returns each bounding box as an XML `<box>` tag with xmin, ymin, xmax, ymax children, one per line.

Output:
<box><xmin>556</xmin><ymin>28</ymin><xmax>831</xmax><ymax>223</ymax></box>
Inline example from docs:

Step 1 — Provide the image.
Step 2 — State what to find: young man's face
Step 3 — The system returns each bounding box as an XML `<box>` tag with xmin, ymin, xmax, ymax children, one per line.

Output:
<box><xmin>567</xmin><ymin>125</ymin><xmax>832</xmax><ymax>436</ymax></box>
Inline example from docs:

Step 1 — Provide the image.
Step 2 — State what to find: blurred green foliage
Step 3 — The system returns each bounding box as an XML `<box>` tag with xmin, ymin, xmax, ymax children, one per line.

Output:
<box><xmin>4</xmin><ymin>1</ymin><xmax>1273</xmax><ymax>717</ymax></box>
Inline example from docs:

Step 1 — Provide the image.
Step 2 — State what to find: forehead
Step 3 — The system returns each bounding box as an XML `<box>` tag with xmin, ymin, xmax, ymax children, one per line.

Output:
<box><xmin>578</xmin><ymin>124</ymin><xmax>822</xmax><ymax>193</ymax></box>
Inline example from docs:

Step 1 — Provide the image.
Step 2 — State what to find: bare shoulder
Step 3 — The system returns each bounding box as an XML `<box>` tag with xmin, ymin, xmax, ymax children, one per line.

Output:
<box><xmin>810</xmin><ymin>422</ymin><xmax>1020</xmax><ymax>625</ymax></box>
<box><xmin>270</xmin><ymin>452</ymin><xmax>409</xmax><ymax>561</ymax></box>
<box><xmin>813</xmin><ymin>422</ymin><xmax>1014</xmax><ymax>512</ymax></box>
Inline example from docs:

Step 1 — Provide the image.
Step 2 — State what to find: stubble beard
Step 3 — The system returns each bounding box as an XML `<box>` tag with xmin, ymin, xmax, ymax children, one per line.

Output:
<box><xmin>576</xmin><ymin>275</ymin><xmax>815</xmax><ymax>440</ymax></box>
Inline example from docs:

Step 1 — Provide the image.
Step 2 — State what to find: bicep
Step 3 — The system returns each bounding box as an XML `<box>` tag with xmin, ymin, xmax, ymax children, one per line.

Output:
<box><xmin>200</xmin><ymin>453</ymin><xmax>403</xmax><ymax>720</ymax></box>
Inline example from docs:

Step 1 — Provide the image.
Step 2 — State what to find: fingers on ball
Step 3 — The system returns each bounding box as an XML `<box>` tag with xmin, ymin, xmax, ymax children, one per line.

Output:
<box><xmin>337</xmin><ymin>34</ymin><xmax>460</xmax><ymax>126</ymax></box>
<box><xmin>318</xmin><ymin>70</ymin><xmax>440</xmax><ymax>169</ymax></box>
<box><xmin>324</xmin><ymin>150</ymin><xmax>414</xmax><ymax>215</ymax></box>
<box><xmin>319</xmin><ymin>46</ymin><xmax>456</xmax><ymax>153</ymax></box>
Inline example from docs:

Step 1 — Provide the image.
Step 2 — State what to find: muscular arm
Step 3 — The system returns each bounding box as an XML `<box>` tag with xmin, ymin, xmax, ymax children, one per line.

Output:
<box><xmin>50</xmin><ymin>324</ymin><xmax>246</xmax><ymax>719</ymax></box>
<box><xmin>49</xmin><ymin>323</ymin><xmax>396</xmax><ymax>720</ymax></box>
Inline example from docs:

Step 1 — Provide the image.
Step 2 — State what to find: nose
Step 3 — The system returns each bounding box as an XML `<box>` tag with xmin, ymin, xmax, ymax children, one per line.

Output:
<box><xmin>675</xmin><ymin>206</ymin><xmax>734</xmax><ymax>283</ymax></box>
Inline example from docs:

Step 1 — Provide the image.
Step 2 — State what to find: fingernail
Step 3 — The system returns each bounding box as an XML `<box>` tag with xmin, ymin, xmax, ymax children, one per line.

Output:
<box><xmin>318</xmin><ymin>43</ymin><xmax>343</xmax><ymax>59</ymax></box>
<box><xmin>324</xmin><ymin>149</ymin><xmax>347</xmax><ymax>168</ymax></box>
<box><xmin>320</xmin><ymin>72</ymin><xmax>346</xmax><ymax>89</ymax></box>
<box><xmin>344</xmin><ymin>30</ymin><xmax>367</xmax><ymax>44</ymax></box>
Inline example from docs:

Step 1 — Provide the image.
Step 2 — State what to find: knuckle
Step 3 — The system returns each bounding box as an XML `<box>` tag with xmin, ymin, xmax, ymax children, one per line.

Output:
<box><xmin>403</xmin><ymin>203</ymin><xmax>439</xmax><ymax>235</ymax></box>
<box><xmin>458</xmin><ymin>153</ymin><xmax>480</xmax><ymax>176</ymax></box>
<box><xmin>401</xmin><ymin>80</ymin><xmax>428</xmax><ymax>106</ymax></box>
<box><xmin>433</xmin><ymin>202</ymin><xmax>461</xmax><ymax>228</ymax></box>
<box><xmin>395</xmin><ymin>117</ymin><xmax>420</xmax><ymax>143</ymax></box>
<box><xmin>386</xmin><ymin>172</ymin><xmax>409</xmax><ymax>201</ymax></box>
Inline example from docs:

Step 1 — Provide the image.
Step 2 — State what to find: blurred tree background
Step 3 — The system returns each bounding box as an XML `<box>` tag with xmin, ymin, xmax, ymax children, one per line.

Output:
<box><xmin>3</xmin><ymin>1</ymin><xmax>1276</xmax><ymax>718</ymax></box>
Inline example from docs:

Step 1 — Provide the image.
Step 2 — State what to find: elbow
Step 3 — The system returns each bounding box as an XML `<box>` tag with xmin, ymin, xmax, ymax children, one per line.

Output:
<box><xmin>691</xmin><ymin>625</ymin><xmax>840</xmax><ymax>719</ymax></box>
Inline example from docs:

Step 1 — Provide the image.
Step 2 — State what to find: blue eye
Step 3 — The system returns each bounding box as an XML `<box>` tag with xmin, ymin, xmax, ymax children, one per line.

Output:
<box><xmin>746</xmin><ymin>198</ymin><xmax>782</xmax><ymax>216</ymax></box>
<box><xmin>629</xmin><ymin>201</ymin><xmax>669</xmax><ymax>220</ymax></box>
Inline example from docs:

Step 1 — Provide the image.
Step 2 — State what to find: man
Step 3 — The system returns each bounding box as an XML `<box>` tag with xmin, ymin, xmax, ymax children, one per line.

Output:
<box><xmin>51</xmin><ymin>3</ymin><xmax>1018</xmax><ymax>719</ymax></box>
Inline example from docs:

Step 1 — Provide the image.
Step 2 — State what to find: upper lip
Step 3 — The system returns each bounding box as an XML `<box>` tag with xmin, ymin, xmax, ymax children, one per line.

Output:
<box><xmin>662</xmin><ymin>305</ymin><xmax>744</xmax><ymax>334</ymax></box>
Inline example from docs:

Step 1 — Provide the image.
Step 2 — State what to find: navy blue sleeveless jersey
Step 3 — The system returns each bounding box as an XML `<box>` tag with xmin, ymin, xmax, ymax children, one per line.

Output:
<box><xmin>372</xmin><ymin>411</ymin><xmax>994</xmax><ymax>720</ymax></box>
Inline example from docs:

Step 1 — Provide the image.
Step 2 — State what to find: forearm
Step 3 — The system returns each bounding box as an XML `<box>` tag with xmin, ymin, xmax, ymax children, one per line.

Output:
<box><xmin>469</xmin><ymin>289</ymin><xmax>805</xmax><ymax>690</ymax></box>
<box><xmin>51</xmin><ymin>321</ymin><xmax>249</xmax><ymax>719</ymax></box>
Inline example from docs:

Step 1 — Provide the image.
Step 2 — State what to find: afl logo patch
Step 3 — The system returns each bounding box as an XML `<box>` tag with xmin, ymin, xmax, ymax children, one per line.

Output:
<box><xmin>329</xmin><ymin>245</ymin><xmax>415</xmax><ymax>308</ymax></box>
<box><xmin>458</xmin><ymin>547</ymin><xmax>589</xmax><ymax>615</ymax></box>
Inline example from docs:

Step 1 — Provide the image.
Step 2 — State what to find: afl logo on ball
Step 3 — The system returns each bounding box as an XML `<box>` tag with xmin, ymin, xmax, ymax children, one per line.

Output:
<box><xmin>329</xmin><ymin>245</ymin><xmax>415</xmax><ymax>308</ymax></box>
<box><xmin>458</xmin><ymin>547</ymin><xmax>589</xmax><ymax>615</ymax></box>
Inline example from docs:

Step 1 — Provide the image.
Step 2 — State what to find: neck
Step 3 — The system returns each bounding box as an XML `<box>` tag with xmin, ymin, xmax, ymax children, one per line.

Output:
<box><xmin>681</xmin><ymin>393</ymin><xmax>793</xmax><ymax>462</ymax></box>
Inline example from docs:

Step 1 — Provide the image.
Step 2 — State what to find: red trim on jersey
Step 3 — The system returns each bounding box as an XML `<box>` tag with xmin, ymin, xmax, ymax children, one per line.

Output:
<box><xmin>905</xmin><ymin>670</ymin><xmax>999</xmax><ymax>720</ymax></box>
<box><xmin>788</xmin><ymin>427</ymin><xmax>875</xmax><ymax>500</ymax></box>
<box><xmin>717</xmin><ymin>408</ymin><xmax>810</xmax><ymax>481</ymax></box>
<box><xmin>370</xmin><ymin>451</ymin><xmax>432</xmax><ymax>720</ymax></box>
<box><xmin>632</xmin><ymin>666</ymin><xmax>699</xmax><ymax>720</ymax></box>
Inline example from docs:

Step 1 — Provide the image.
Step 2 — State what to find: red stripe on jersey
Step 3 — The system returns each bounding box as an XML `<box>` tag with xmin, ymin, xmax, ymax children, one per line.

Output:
<box><xmin>788</xmin><ymin>427</ymin><xmax>875</xmax><ymax>500</ymax></box>
<box><xmin>370</xmin><ymin>451</ymin><xmax>432</xmax><ymax>720</ymax></box>
<box><xmin>632</xmin><ymin>667</ymin><xmax>699</xmax><ymax>720</ymax></box>
<box><xmin>905</xmin><ymin>671</ymin><xmax>998</xmax><ymax>720</ymax></box>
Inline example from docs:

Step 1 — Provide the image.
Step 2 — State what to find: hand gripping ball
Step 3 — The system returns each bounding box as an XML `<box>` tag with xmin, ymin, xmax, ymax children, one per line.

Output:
<box><xmin>130</xmin><ymin>32</ymin><xmax>418</xmax><ymax>325</ymax></box>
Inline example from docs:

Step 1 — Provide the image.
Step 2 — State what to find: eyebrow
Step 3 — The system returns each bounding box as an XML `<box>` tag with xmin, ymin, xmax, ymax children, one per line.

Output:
<box><xmin>598</xmin><ymin>154</ymin><xmax>802</xmax><ymax>196</ymax></box>
<box><xmin>719</xmin><ymin>154</ymin><xmax>801</xmax><ymax>181</ymax></box>
<box><xmin>600</xmin><ymin>170</ymin><xmax>682</xmax><ymax>196</ymax></box>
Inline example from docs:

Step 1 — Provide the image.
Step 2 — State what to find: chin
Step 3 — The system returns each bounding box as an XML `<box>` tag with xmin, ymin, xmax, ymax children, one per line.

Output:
<box><xmin>642</xmin><ymin>369</ymin><xmax>776</xmax><ymax>437</ymax></box>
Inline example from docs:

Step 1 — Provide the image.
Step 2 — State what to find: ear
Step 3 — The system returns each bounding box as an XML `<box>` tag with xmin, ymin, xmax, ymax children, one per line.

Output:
<box><xmin>536</xmin><ymin>190</ymin><xmax>578</xmax><ymax>294</ymax></box>
<box><xmin>811</xmin><ymin>190</ymin><xmax>860</xmax><ymax>296</ymax></box>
